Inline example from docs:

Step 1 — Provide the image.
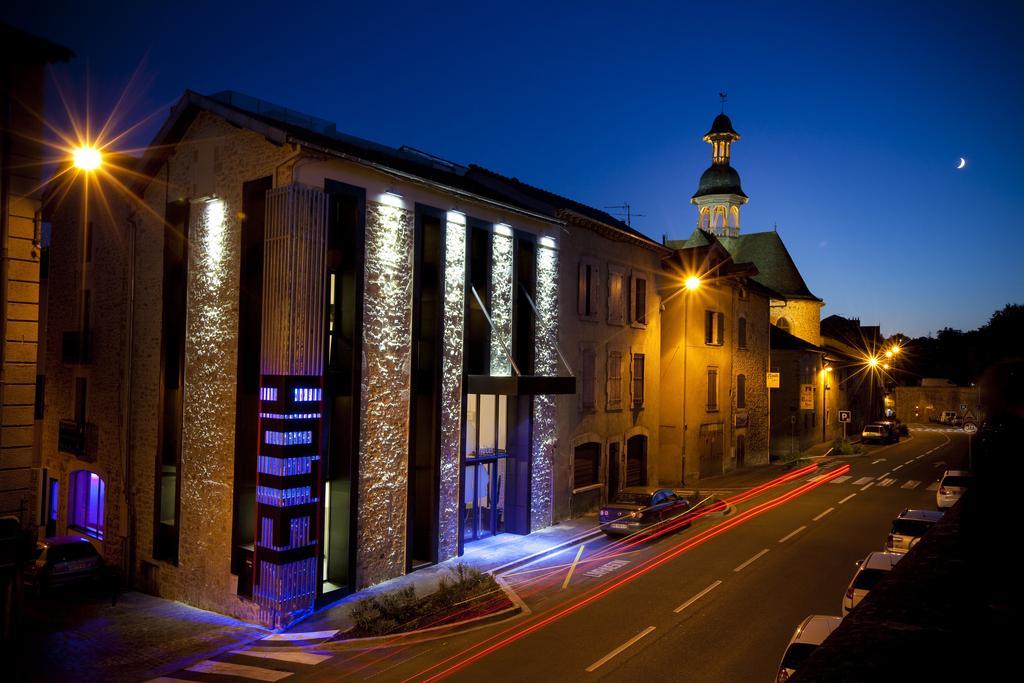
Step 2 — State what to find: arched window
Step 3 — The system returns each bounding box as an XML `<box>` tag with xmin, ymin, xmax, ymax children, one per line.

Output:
<box><xmin>737</xmin><ymin>374</ymin><xmax>747</xmax><ymax>409</ymax></box>
<box><xmin>738</xmin><ymin>317</ymin><xmax>747</xmax><ymax>349</ymax></box>
<box><xmin>730</xmin><ymin>206</ymin><xmax>740</xmax><ymax>229</ymax></box>
<box><xmin>69</xmin><ymin>470</ymin><xmax>105</xmax><ymax>540</ymax></box>
<box><xmin>699</xmin><ymin>207</ymin><xmax>710</xmax><ymax>229</ymax></box>
<box><xmin>776</xmin><ymin>317</ymin><xmax>791</xmax><ymax>333</ymax></box>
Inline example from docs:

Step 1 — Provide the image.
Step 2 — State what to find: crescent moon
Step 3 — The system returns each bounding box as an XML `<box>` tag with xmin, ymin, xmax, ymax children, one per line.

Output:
<box><xmin>957</xmin><ymin>157</ymin><xmax>966</xmax><ymax>169</ymax></box>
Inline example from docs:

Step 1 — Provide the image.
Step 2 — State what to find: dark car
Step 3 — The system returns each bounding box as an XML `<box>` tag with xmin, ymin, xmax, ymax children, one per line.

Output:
<box><xmin>25</xmin><ymin>536</ymin><xmax>105</xmax><ymax>594</ymax></box>
<box><xmin>876</xmin><ymin>420</ymin><xmax>901</xmax><ymax>443</ymax></box>
<box><xmin>599</xmin><ymin>487</ymin><xmax>691</xmax><ymax>536</ymax></box>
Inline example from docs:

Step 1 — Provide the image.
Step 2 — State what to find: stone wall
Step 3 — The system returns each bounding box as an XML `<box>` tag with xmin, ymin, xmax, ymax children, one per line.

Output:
<box><xmin>771</xmin><ymin>299</ymin><xmax>822</xmax><ymax>346</ymax></box>
<box><xmin>133</xmin><ymin>111</ymin><xmax>295</xmax><ymax>620</ymax></box>
<box><xmin>895</xmin><ymin>386</ymin><xmax>981</xmax><ymax>423</ymax></box>
<box><xmin>355</xmin><ymin>199</ymin><xmax>414</xmax><ymax>588</ymax></box>
<box><xmin>733</xmin><ymin>288</ymin><xmax>770</xmax><ymax>466</ymax></box>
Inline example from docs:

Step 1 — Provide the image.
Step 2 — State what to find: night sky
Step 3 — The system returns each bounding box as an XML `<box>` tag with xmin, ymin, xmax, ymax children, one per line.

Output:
<box><xmin>5</xmin><ymin>0</ymin><xmax>1022</xmax><ymax>338</ymax></box>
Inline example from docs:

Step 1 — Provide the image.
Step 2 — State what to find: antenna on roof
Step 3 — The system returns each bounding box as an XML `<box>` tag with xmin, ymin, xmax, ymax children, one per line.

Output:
<box><xmin>773</xmin><ymin>222</ymin><xmax>778</xmax><ymax>232</ymax></box>
<box><xmin>719</xmin><ymin>91</ymin><xmax>728</xmax><ymax>113</ymax></box>
<box><xmin>604</xmin><ymin>203</ymin><xmax>645</xmax><ymax>226</ymax></box>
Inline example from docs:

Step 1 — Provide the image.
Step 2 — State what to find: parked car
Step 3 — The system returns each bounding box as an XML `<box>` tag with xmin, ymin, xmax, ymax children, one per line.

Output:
<box><xmin>936</xmin><ymin>469</ymin><xmax>974</xmax><ymax>510</ymax></box>
<box><xmin>876</xmin><ymin>420</ymin><xmax>902</xmax><ymax>442</ymax></box>
<box><xmin>842</xmin><ymin>551</ymin><xmax>902</xmax><ymax>615</ymax></box>
<box><xmin>599</xmin><ymin>487</ymin><xmax>691</xmax><ymax>536</ymax></box>
<box><xmin>776</xmin><ymin>615</ymin><xmax>843</xmax><ymax>682</ymax></box>
<box><xmin>939</xmin><ymin>410</ymin><xmax>958</xmax><ymax>425</ymax></box>
<box><xmin>861</xmin><ymin>423</ymin><xmax>895</xmax><ymax>444</ymax></box>
<box><xmin>885</xmin><ymin>509</ymin><xmax>944</xmax><ymax>554</ymax></box>
<box><xmin>24</xmin><ymin>535</ymin><xmax>105</xmax><ymax>594</ymax></box>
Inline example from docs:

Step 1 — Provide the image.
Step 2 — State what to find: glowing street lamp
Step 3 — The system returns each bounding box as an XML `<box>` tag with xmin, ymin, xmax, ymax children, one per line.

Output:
<box><xmin>685</xmin><ymin>275</ymin><xmax>701</xmax><ymax>291</ymax></box>
<box><xmin>867</xmin><ymin>355</ymin><xmax>880</xmax><ymax>368</ymax></box>
<box><xmin>72</xmin><ymin>145</ymin><xmax>102</xmax><ymax>171</ymax></box>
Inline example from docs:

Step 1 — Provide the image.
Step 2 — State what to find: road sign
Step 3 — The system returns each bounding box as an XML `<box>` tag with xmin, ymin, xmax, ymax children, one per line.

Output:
<box><xmin>767</xmin><ymin>372</ymin><xmax>780</xmax><ymax>389</ymax></box>
<box><xmin>963</xmin><ymin>421</ymin><xmax>978</xmax><ymax>434</ymax></box>
<box><xmin>838</xmin><ymin>410</ymin><xmax>852</xmax><ymax>423</ymax></box>
<box><xmin>960</xmin><ymin>403</ymin><xmax>968</xmax><ymax>413</ymax></box>
<box><xmin>799</xmin><ymin>384</ymin><xmax>814</xmax><ymax>410</ymax></box>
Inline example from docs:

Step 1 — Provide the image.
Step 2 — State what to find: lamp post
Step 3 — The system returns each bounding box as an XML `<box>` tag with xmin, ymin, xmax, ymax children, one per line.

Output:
<box><xmin>679</xmin><ymin>275</ymin><xmax>701</xmax><ymax>485</ymax></box>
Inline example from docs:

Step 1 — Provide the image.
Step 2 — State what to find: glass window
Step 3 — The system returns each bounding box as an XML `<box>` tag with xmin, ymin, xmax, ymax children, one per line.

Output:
<box><xmin>738</xmin><ymin>317</ymin><xmax>747</xmax><ymax>349</ymax></box>
<box><xmin>578</xmin><ymin>260</ymin><xmax>599</xmax><ymax>319</ymax></box>
<box><xmin>737</xmin><ymin>374</ymin><xmax>746</xmax><ymax>409</ymax></box>
<box><xmin>478</xmin><ymin>394</ymin><xmax>496</xmax><ymax>455</ymax></box>
<box><xmin>705</xmin><ymin>311</ymin><xmax>725</xmax><ymax>345</ymax></box>
<box><xmin>68</xmin><ymin>470</ymin><xmax>105</xmax><ymax>540</ymax></box>
<box><xmin>632</xmin><ymin>275</ymin><xmax>647</xmax><ymax>325</ymax></box>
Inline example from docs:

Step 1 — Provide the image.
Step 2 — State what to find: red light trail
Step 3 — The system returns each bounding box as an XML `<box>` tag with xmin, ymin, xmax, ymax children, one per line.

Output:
<box><xmin>406</xmin><ymin>463</ymin><xmax>851</xmax><ymax>682</ymax></box>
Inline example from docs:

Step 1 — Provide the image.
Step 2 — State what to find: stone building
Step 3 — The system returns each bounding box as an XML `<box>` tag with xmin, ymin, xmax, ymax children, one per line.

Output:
<box><xmin>669</xmin><ymin>111</ymin><xmax>830</xmax><ymax>459</ymax></box>
<box><xmin>42</xmin><ymin>90</ymin><xmax>584</xmax><ymax>628</ymax></box>
<box><xmin>660</xmin><ymin>233</ymin><xmax>772</xmax><ymax>482</ymax></box>
<box><xmin>0</xmin><ymin>24</ymin><xmax>71</xmax><ymax>527</ymax></box>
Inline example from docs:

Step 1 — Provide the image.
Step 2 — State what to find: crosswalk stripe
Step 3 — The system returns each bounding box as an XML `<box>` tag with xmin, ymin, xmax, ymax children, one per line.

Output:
<box><xmin>901</xmin><ymin>481</ymin><xmax>920</xmax><ymax>489</ymax></box>
<box><xmin>853</xmin><ymin>477</ymin><xmax>873</xmax><ymax>485</ymax></box>
<box><xmin>877</xmin><ymin>478</ymin><xmax>897</xmax><ymax>488</ymax></box>
<box><xmin>829</xmin><ymin>475</ymin><xmax>851</xmax><ymax>484</ymax></box>
<box><xmin>927</xmin><ymin>482</ymin><xmax>940</xmax><ymax>491</ymax></box>
<box><xmin>263</xmin><ymin>629</ymin><xmax>339</xmax><ymax>642</ymax></box>
<box><xmin>186</xmin><ymin>660</ymin><xmax>292</xmax><ymax>681</ymax></box>
<box><xmin>232</xmin><ymin>649</ymin><xmax>331</xmax><ymax>665</ymax></box>
<box><xmin>807</xmin><ymin>475</ymin><xmax>826</xmax><ymax>483</ymax></box>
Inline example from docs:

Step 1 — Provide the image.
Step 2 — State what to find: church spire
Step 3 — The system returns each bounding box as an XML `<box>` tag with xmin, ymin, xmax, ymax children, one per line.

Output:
<box><xmin>691</xmin><ymin>105</ymin><xmax>748</xmax><ymax>236</ymax></box>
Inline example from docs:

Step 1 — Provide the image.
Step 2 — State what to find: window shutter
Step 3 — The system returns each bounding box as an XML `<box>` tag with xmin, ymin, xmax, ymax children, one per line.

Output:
<box><xmin>589</xmin><ymin>263</ymin><xmax>601</xmax><ymax>318</ymax></box>
<box><xmin>578</xmin><ymin>262</ymin><xmax>587</xmax><ymax>316</ymax></box>
<box><xmin>717</xmin><ymin>312</ymin><xmax>725</xmax><ymax>345</ymax></box>
<box><xmin>705</xmin><ymin>311</ymin><xmax>714</xmax><ymax>344</ymax></box>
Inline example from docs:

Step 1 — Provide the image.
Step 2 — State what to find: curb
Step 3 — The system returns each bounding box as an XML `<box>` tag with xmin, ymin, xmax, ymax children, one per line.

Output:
<box><xmin>488</xmin><ymin>527</ymin><xmax>605</xmax><ymax>576</ymax></box>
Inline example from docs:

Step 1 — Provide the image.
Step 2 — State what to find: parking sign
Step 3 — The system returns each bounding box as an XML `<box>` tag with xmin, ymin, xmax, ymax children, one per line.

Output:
<box><xmin>838</xmin><ymin>410</ymin><xmax>851</xmax><ymax>423</ymax></box>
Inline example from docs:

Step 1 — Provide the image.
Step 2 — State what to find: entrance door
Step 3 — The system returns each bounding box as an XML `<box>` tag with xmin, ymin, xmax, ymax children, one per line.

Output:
<box><xmin>736</xmin><ymin>434</ymin><xmax>746</xmax><ymax>468</ymax></box>
<box><xmin>607</xmin><ymin>442</ymin><xmax>621</xmax><ymax>500</ymax></box>
<box><xmin>463</xmin><ymin>458</ymin><xmax>506</xmax><ymax>542</ymax></box>
<box><xmin>625</xmin><ymin>435</ymin><xmax>647</xmax><ymax>487</ymax></box>
<box><xmin>699</xmin><ymin>424</ymin><xmax>724</xmax><ymax>477</ymax></box>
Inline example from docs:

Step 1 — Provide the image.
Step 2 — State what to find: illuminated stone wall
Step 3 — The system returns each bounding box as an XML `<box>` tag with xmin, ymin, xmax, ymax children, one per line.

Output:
<box><xmin>771</xmin><ymin>299</ymin><xmax>823</xmax><ymax>346</ymax></box>
<box><xmin>437</xmin><ymin>212</ymin><xmax>466</xmax><ymax>561</ymax></box>
<box><xmin>132</xmin><ymin>111</ymin><xmax>294</xmax><ymax>622</ymax></box>
<box><xmin>733</xmin><ymin>288</ymin><xmax>770</xmax><ymax>466</ymax></box>
<box><xmin>356</xmin><ymin>198</ymin><xmax>414</xmax><ymax>588</ymax></box>
<box><xmin>531</xmin><ymin>241</ymin><xmax>559</xmax><ymax>529</ymax></box>
<box><xmin>489</xmin><ymin>229</ymin><xmax>514</xmax><ymax>376</ymax></box>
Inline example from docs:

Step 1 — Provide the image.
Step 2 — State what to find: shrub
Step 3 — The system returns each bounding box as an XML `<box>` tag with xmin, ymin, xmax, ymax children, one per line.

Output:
<box><xmin>831</xmin><ymin>438</ymin><xmax>863</xmax><ymax>455</ymax></box>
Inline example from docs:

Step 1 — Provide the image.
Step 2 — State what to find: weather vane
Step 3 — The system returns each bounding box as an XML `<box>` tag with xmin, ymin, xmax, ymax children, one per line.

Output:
<box><xmin>719</xmin><ymin>91</ymin><xmax>728</xmax><ymax>112</ymax></box>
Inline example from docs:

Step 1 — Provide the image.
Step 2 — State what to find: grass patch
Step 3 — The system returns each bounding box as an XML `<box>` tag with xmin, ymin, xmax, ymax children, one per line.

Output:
<box><xmin>831</xmin><ymin>438</ymin><xmax>864</xmax><ymax>455</ymax></box>
<box><xmin>346</xmin><ymin>563</ymin><xmax>513</xmax><ymax>638</ymax></box>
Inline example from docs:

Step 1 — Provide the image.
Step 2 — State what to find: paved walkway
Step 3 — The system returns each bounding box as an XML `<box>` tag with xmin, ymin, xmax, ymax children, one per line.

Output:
<box><xmin>8</xmin><ymin>588</ymin><xmax>266</xmax><ymax>683</ymax></box>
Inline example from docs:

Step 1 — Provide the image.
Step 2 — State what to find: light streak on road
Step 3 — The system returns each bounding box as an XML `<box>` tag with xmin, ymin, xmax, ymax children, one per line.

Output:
<box><xmin>407</xmin><ymin>463</ymin><xmax>851</xmax><ymax>682</ymax></box>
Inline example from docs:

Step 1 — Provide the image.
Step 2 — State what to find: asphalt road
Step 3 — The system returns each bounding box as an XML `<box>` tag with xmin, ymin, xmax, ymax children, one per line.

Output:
<box><xmin>152</xmin><ymin>427</ymin><xmax>968</xmax><ymax>683</ymax></box>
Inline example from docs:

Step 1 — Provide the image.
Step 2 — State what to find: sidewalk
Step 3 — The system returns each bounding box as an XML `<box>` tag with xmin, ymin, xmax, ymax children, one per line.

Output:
<box><xmin>292</xmin><ymin>515</ymin><xmax>599</xmax><ymax>636</ymax></box>
<box><xmin>7</xmin><ymin>589</ymin><xmax>266</xmax><ymax>683</ymax></box>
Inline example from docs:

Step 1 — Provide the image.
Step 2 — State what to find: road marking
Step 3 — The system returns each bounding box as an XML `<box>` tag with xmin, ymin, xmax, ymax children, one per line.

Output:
<box><xmin>879</xmin><ymin>471</ymin><xmax>892</xmax><ymax>478</ymax></box>
<box><xmin>892</xmin><ymin>465</ymin><xmax>903</xmax><ymax>471</ymax></box>
<box><xmin>778</xmin><ymin>526</ymin><xmax>807</xmax><ymax>543</ymax></box>
<box><xmin>904</xmin><ymin>459</ymin><xmax>915</xmax><ymax>465</ymax></box>
<box><xmin>585</xmin><ymin>626</ymin><xmax>656</xmax><ymax>672</ymax></box>
<box><xmin>861</xmin><ymin>482</ymin><xmax>875</xmax><ymax>491</ymax></box>
<box><xmin>734</xmin><ymin>548</ymin><xmax>770</xmax><ymax>572</ymax></box>
<box><xmin>232</xmin><ymin>650</ymin><xmax>331</xmax><ymax>665</ymax></box>
<box><xmin>927</xmin><ymin>482</ymin><xmax>940</xmax><ymax>491</ymax></box>
<box><xmin>806</xmin><ymin>474</ymin><xmax>826</xmax><ymax>483</ymax></box>
<box><xmin>829</xmin><ymin>475</ymin><xmax>851</xmax><ymax>484</ymax></box>
<box><xmin>853</xmin><ymin>477</ymin><xmax>873</xmax><ymax>485</ymax></box>
<box><xmin>812</xmin><ymin>507</ymin><xmax>834</xmax><ymax>521</ymax></box>
<box><xmin>673</xmin><ymin>580</ymin><xmax>723</xmax><ymax>613</ymax></box>
<box><xmin>263</xmin><ymin>629</ymin><xmax>338</xmax><ymax>642</ymax></box>
<box><xmin>877</xmin><ymin>478</ymin><xmax>897</xmax><ymax>488</ymax></box>
<box><xmin>871</xmin><ymin>459</ymin><xmax>886</xmax><ymax>465</ymax></box>
<box><xmin>584</xmin><ymin>558</ymin><xmax>630</xmax><ymax>578</ymax></box>
<box><xmin>901</xmin><ymin>480</ymin><xmax>921</xmax><ymax>489</ymax></box>
<box><xmin>838</xmin><ymin>493</ymin><xmax>857</xmax><ymax>504</ymax></box>
<box><xmin>186</xmin><ymin>660</ymin><xmax>292</xmax><ymax>681</ymax></box>
<box><xmin>562</xmin><ymin>544</ymin><xmax>586</xmax><ymax>590</ymax></box>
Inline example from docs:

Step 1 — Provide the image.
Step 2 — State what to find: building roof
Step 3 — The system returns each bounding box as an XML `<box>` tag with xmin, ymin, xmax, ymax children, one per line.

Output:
<box><xmin>669</xmin><ymin>228</ymin><xmax>820</xmax><ymax>302</ymax></box>
<box><xmin>134</xmin><ymin>90</ymin><xmax>673</xmax><ymax>252</ymax></box>
<box><xmin>771</xmin><ymin>323</ymin><xmax>825</xmax><ymax>353</ymax></box>
<box><xmin>704</xmin><ymin>113</ymin><xmax>739</xmax><ymax>141</ymax></box>
<box><xmin>693</xmin><ymin>163</ymin><xmax>747</xmax><ymax>199</ymax></box>
<box><xmin>0</xmin><ymin>23</ymin><xmax>74</xmax><ymax>64</ymax></box>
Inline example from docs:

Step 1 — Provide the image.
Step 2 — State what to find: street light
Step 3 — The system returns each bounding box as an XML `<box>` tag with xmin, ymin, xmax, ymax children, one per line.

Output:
<box><xmin>867</xmin><ymin>356</ymin><xmax>879</xmax><ymax>368</ymax></box>
<box><xmin>72</xmin><ymin>145</ymin><xmax>102</xmax><ymax>171</ymax></box>
<box><xmin>685</xmin><ymin>275</ymin><xmax>701</xmax><ymax>291</ymax></box>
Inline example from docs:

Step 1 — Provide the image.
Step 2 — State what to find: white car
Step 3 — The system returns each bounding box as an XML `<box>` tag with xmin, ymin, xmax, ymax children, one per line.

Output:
<box><xmin>776</xmin><ymin>615</ymin><xmax>842</xmax><ymax>682</ymax></box>
<box><xmin>936</xmin><ymin>469</ymin><xmax>973</xmax><ymax>509</ymax></box>
<box><xmin>885</xmin><ymin>509</ymin><xmax>944</xmax><ymax>554</ymax></box>
<box><xmin>842</xmin><ymin>551</ymin><xmax>902</xmax><ymax>615</ymax></box>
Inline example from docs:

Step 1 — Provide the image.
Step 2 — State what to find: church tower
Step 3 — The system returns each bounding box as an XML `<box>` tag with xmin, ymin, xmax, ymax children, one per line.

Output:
<box><xmin>691</xmin><ymin>111</ymin><xmax>747</xmax><ymax>236</ymax></box>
